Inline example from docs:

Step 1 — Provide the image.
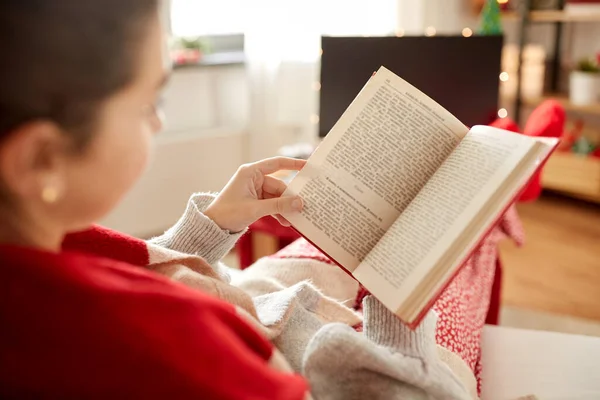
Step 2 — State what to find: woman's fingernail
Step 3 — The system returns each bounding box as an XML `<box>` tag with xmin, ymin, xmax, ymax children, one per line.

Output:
<box><xmin>292</xmin><ymin>198</ymin><xmax>303</xmax><ymax>211</ymax></box>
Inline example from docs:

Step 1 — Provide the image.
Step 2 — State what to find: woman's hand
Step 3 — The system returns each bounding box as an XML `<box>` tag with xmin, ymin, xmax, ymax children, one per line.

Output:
<box><xmin>204</xmin><ymin>157</ymin><xmax>306</xmax><ymax>233</ymax></box>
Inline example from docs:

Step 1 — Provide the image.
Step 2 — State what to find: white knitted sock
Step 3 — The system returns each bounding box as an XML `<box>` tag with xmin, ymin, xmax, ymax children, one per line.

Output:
<box><xmin>302</xmin><ymin>296</ymin><xmax>471</xmax><ymax>400</ymax></box>
<box><xmin>252</xmin><ymin>281</ymin><xmax>360</xmax><ymax>372</ymax></box>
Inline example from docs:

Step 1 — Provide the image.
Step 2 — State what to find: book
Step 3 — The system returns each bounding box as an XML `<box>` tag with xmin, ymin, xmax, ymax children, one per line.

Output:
<box><xmin>281</xmin><ymin>66</ymin><xmax>559</xmax><ymax>327</ymax></box>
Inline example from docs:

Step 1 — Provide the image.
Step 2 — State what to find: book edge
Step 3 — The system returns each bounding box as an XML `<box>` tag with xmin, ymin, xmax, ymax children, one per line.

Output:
<box><xmin>402</xmin><ymin>137</ymin><xmax>560</xmax><ymax>329</ymax></box>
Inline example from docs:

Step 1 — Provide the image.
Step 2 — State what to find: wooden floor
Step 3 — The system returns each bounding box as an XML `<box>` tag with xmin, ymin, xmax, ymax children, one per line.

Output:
<box><xmin>499</xmin><ymin>193</ymin><xmax>600</xmax><ymax>322</ymax></box>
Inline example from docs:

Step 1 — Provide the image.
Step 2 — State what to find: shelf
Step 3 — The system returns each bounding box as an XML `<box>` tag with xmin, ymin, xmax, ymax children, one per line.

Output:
<box><xmin>502</xmin><ymin>10</ymin><xmax>600</xmax><ymax>22</ymax></box>
<box><xmin>530</xmin><ymin>10</ymin><xmax>600</xmax><ymax>22</ymax></box>
<box><xmin>542</xmin><ymin>152</ymin><xmax>600</xmax><ymax>203</ymax></box>
<box><xmin>521</xmin><ymin>94</ymin><xmax>600</xmax><ymax>115</ymax></box>
<box><xmin>172</xmin><ymin>51</ymin><xmax>245</xmax><ymax>69</ymax></box>
<box><xmin>501</xmin><ymin>11</ymin><xmax>520</xmax><ymax>20</ymax></box>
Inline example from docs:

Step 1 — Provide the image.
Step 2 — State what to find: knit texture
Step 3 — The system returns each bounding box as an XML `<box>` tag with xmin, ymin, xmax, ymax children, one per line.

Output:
<box><xmin>0</xmin><ymin>243</ymin><xmax>308</xmax><ymax>399</ymax></box>
<box><xmin>235</xmin><ymin>257</ymin><xmax>360</xmax><ymax>307</ymax></box>
<box><xmin>142</xmin><ymin>194</ymin><xmax>362</xmax><ymax>349</ymax></box>
<box><xmin>62</xmin><ymin>224</ymin><xmax>149</xmax><ymax>266</ymax></box>
<box><xmin>7</xmin><ymin>191</ymin><xmax>493</xmax><ymax>399</ymax></box>
<box><xmin>147</xmin><ymin>193</ymin><xmax>474</xmax><ymax>399</ymax></box>
<box><xmin>303</xmin><ymin>296</ymin><xmax>471</xmax><ymax>400</ymax></box>
<box><xmin>146</xmin><ymin>243</ymin><xmax>259</xmax><ymax>319</ymax></box>
<box><xmin>270</xmin><ymin>205</ymin><xmax>525</xmax><ymax>396</ymax></box>
<box><xmin>254</xmin><ymin>283</ymin><xmax>329</xmax><ymax>372</ymax></box>
<box><xmin>152</xmin><ymin>193</ymin><xmax>527</xmax><ymax>399</ymax></box>
<box><xmin>143</xmin><ymin>194</ymin><xmax>365</xmax><ymax>378</ymax></box>
<box><xmin>149</xmin><ymin>193</ymin><xmax>244</xmax><ymax>266</ymax></box>
<box><xmin>363</xmin><ymin>295</ymin><xmax>438</xmax><ymax>359</ymax></box>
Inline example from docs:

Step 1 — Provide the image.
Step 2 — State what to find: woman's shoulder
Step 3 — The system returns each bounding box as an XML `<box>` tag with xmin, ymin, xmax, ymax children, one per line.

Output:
<box><xmin>0</xmin><ymin>243</ymin><xmax>245</xmax><ymax>338</ymax></box>
<box><xmin>0</xmin><ymin>242</ymin><xmax>229</xmax><ymax>312</ymax></box>
<box><xmin>1</xmin><ymin>241</ymin><xmax>153</xmax><ymax>289</ymax></box>
<box><xmin>0</xmin><ymin>244</ymin><xmax>305</xmax><ymax>399</ymax></box>
<box><xmin>0</xmin><ymin>241</ymin><xmax>274</xmax><ymax>368</ymax></box>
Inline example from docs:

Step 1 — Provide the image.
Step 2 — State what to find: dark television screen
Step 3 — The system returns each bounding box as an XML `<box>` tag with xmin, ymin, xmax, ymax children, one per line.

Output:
<box><xmin>319</xmin><ymin>35</ymin><xmax>503</xmax><ymax>137</ymax></box>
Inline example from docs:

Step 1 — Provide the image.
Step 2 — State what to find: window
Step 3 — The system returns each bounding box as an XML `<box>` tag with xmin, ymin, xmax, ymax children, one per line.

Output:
<box><xmin>170</xmin><ymin>0</ymin><xmax>397</xmax><ymax>38</ymax></box>
<box><xmin>169</xmin><ymin>0</ymin><xmax>397</xmax><ymax>62</ymax></box>
<box><xmin>170</xmin><ymin>0</ymin><xmax>246</xmax><ymax>37</ymax></box>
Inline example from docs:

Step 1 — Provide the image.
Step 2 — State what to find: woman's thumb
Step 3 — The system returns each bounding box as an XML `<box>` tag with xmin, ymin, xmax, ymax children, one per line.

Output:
<box><xmin>256</xmin><ymin>196</ymin><xmax>303</xmax><ymax>218</ymax></box>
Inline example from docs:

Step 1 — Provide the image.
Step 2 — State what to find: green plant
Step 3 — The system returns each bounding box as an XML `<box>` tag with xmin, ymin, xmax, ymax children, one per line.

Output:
<box><xmin>576</xmin><ymin>57</ymin><xmax>600</xmax><ymax>73</ymax></box>
<box><xmin>173</xmin><ymin>36</ymin><xmax>211</xmax><ymax>53</ymax></box>
<box><xmin>479</xmin><ymin>0</ymin><xmax>503</xmax><ymax>35</ymax></box>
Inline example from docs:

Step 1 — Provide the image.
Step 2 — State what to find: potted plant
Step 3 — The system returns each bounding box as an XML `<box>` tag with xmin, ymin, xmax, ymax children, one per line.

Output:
<box><xmin>170</xmin><ymin>36</ymin><xmax>209</xmax><ymax>66</ymax></box>
<box><xmin>569</xmin><ymin>54</ymin><xmax>600</xmax><ymax>105</ymax></box>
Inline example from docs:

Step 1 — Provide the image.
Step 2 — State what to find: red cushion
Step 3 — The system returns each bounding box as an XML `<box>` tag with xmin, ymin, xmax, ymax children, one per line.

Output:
<box><xmin>519</xmin><ymin>100</ymin><xmax>565</xmax><ymax>202</ymax></box>
<box><xmin>488</xmin><ymin>101</ymin><xmax>565</xmax><ymax>202</ymax></box>
<box><xmin>523</xmin><ymin>100</ymin><xmax>565</xmax><ymax>138</ymax></box>
<box><xmin>489</xmin><ymin>117</ymin><xmax>520</xmax><ymax>133</ymax></box>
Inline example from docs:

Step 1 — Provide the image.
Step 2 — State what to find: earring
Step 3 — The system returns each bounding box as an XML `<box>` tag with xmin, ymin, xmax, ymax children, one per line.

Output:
<box><xmin>41</xmin><ymin>186</ymin><xmax>59</xmax><ymax>204</ymax></box>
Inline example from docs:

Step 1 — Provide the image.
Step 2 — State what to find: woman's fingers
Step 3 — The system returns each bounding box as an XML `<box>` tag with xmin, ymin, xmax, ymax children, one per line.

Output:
<box><xmin>253</xmin><ymin>157</ymin><xmax>307</xmax><ymax>175</ymax></box>
<box><xmin>262</xmin><ymin>175</ymin><xmax>287</xmax><ymax>197</ymax></box>
<box><xmin>251</xmin><ymin>157</ymin><xmax>304</xmax><ymax>227</ymax></box>
<box><xmin>262</xmin><ymin>190</ymin><xmax>294</xmax><ymax>227</ymax></box>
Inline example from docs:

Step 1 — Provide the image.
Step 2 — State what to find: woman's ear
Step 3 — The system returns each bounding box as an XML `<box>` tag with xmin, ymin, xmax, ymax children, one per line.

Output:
<box><xmin>0</xmin><ymin>121</ymin><xmax>69</xmax><ymax>204</ymax></box>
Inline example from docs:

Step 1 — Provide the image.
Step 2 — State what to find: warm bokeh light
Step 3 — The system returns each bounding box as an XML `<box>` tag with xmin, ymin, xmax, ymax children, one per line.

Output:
<box><xmin>425</xmin><ymin>26</ymin><xmax>436</xmax><ymax>37</ymax></box>
<box><xmin>499</xmin><ymin>72</ymin><xmax>509</xmax><ymax>82</ymax></box>
<box><xmin>497</xmin><ymin>0</ymin><xmax>509</xmax><ymax>4</ymax></box>
<box><xmin>462</xmin><ymin>27</ymin><xmax>473</xmax><ymax>37</ymax></box>
<box><xmin>498</xmin><ymin>108</ymin><xmax>508</xmax><ymax>118</ymax></box>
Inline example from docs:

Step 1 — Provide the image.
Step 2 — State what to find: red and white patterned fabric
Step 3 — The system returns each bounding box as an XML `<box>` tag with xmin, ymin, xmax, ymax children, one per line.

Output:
<box><xmin>270</xmin><ymin>205</ymin><xmax>525</xmax><ymax>393</ymax></box>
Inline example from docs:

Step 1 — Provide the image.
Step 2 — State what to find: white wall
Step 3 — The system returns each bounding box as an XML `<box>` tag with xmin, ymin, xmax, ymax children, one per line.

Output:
<box><xmin>162</xmin><ymin>66</ymin><xmax>249</xmax><ymax>132</ymax></box>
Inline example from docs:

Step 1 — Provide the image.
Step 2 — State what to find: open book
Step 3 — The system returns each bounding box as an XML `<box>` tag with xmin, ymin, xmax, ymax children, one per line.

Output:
<box><xmin>282</xmin><ymin>66</ymin><xmax>558</xmax><ymax>327</ymax></box>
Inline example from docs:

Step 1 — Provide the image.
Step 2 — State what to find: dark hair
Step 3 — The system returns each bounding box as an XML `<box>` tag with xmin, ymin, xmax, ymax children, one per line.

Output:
<box><xmin>0</xmin><ymin>0</ymin><xmax>159</xmax><ymax>147</ymax></box>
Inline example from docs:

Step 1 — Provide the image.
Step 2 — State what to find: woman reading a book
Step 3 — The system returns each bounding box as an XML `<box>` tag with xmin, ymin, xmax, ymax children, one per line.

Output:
<box><xmin>1</xmin><ymin>1</ymin><xmax>483</xmax><ymax>399</ymax></box>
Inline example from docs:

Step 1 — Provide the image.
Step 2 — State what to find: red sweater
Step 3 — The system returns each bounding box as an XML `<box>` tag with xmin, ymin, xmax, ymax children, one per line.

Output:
<box><xmin>0</xmin><ymin>226</ymin><xmax>307</xmax><ymax>399</ymax></box>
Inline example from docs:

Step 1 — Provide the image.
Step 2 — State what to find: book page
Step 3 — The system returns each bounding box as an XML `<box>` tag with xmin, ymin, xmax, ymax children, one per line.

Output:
<box><xmin>402</xmin><ymin>137</ymin><xmax>556</xmax><ymax>321</ymax></box>
<box><xmin>353</xmin><ymin>126</ymin><xmax>538</xmax><ymax>310</ymax></box>
<box><xmin>282</xmin><ymin>66</ymin><xmax>468</xmax><ymax>271</ymax></box>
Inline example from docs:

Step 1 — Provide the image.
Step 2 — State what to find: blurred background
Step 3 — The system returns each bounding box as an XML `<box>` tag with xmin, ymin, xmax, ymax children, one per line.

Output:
<box><xmin>101</xmin><ymin>0</ymin><xmax>600</xmax><ymax>337</ymax></box>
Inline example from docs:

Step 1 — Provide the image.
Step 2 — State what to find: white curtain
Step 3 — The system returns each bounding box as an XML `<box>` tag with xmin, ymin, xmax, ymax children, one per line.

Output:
<box><xmin>170</xmin><ymin>0</ymin><xmax>399</xmax><ymax>160</ymax></box>
<box><xmin>243</xmin><ymin>0</ymin><xmax>398</xmax><ymax>160</ymax></box>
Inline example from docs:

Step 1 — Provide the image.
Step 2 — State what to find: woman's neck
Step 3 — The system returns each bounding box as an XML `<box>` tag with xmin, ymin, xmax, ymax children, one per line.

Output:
<box><xmin>0</xmin><ymin>208</ymin><xmax>63</xmax><ymax>252</ymax></box>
